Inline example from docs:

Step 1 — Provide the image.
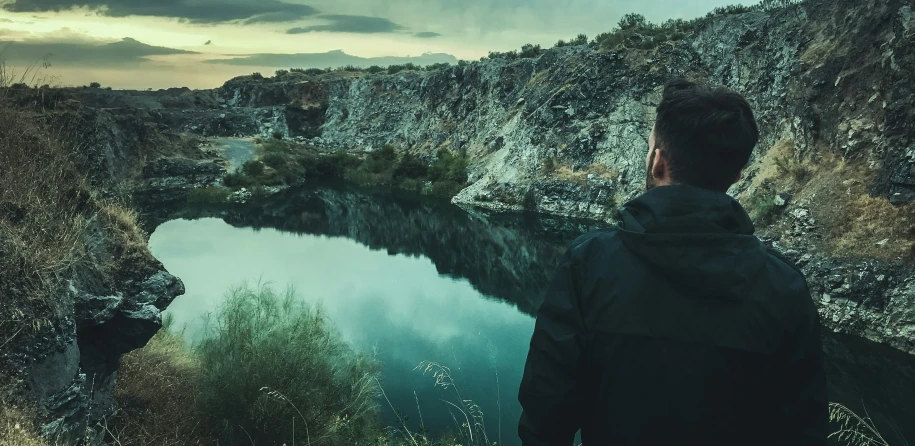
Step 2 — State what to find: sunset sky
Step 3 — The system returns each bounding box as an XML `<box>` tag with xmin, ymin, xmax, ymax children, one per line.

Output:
<box><xmin>0</xmin><ymin>0</ymin><xmax>746</xmax><ymax>89</ymax></box>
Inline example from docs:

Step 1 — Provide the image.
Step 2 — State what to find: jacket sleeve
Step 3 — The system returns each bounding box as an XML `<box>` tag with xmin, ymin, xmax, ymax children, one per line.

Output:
<box><xmin>779</xmin><ymin>295</ymin><xmax>829</xmax><ymax>444</ymax></box>
<box><xmin>518</xmin><ymin>247</ymin><xmax>588</xmax><ymax>446</ymax></box>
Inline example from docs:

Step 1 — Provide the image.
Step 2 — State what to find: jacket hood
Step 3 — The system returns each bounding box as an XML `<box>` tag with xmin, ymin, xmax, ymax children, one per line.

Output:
<box><xmin>617</xmin><ymin>184</ymin><xmax>768</xmax><ymax>300</ymax></box>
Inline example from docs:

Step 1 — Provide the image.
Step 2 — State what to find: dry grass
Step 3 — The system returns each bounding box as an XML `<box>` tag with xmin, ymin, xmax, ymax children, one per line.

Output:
<box><xmin>829</xmin><ymin>403</ymin><xmax>891</xmax><ymax>446</ymax></box>
<box><xmin>743</xmin><ymin>140</ymin><xmax>915</xmax><ymax>262</ymax></box>
<box><xmin>0</xmin><ymin>402</ymin><xmax>47</xmax><ymax>446</ymax></box>
<box><xmin>108</xmin><ymin>316</ymin><xmax>210</xmax><ymax>446</ymax></box>
<box><xmin>553</xmin><ymin>163</ymin><xmax>619</xmax><ymax>184</ymax></box>
<box><xmin>0</xmin><ymin>103</ymin><xmax>91</xmax><ymax>302</ymax></box>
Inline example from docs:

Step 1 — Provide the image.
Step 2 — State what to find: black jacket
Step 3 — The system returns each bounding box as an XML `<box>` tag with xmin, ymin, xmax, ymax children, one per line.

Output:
<box><xmin>518</xmin><ymin>184</ymin><xmax>828</xmax><ymax>445</ymax></box>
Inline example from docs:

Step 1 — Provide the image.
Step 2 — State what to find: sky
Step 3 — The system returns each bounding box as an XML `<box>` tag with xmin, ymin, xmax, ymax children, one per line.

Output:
<box><xmin>0</xmin><ymin>0</ymin><xmax>749</xmax><ymax>89</ymax></box>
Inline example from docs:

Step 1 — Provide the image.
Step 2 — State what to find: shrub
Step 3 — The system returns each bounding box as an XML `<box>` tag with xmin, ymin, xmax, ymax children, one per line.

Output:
<box><xmin>774</xmin><ymin>155</ymin><xmax>812</xmax><ymax>184</ymax></box>
<box><xmin>224</xmin><ymin>172</ymin><xmax>252</xmax><ymax>188</ymax></box>
<box><xmin>242</xmin><ymin>160</ymin><xmax>265</xmax><ymax>177</ymax></box>
<box><xmin>275</xmin><ymin>69</ymin><xmax>289</xmax><ymax>78</ymax></box>
<box><xmin>428</xmin><ymin>149</ymin><xmax>468</xmax><ymax>185</ymax></box>
<box><xmin>425</xmin><ymin>62</ymin><xmax>452</xmax><ymax>71</ymax></box>
<box><xmin>272</xmin><ymin>130</ymin><xmax>284</xmax><ymax>140</ymax></box>
<box><xmin>619</xmin><ymin>13</ymin><xmax>647</xmax><ymax>30</ymax></box>
<box><xmin>364</xmin><ymin>144</ymin><xmax>398</xmax><ymax>174</ymax></box>
<box><xmin>196</xmin><ymin>283</ymin><xmax>381</xmax><ymax>446</ymax></box>
<box><xmin>251</xmin><ymin>72</ymin><xmax>264</xmax><ymax>80</ymax></box>
<box><xmin>457</xmin><ymin>60</ymin><xmax>470</xmax><ymax>67</ymax></box>
<box><xmin>520</xmin><ymin>43</ymin><xmax>544</xmax><ymax>58</ymax></box>
<box><xmin>309</xmin><ymin>151</ymin><xmax>361</xmax><ymax>180</ymax></box>
<box><xmin>89</xmin><ymin>82</ymin><xmax>101</xmax><ymax>88</ymax></box>
<box><xmin>262</xmin><ymin>152</ymin><xmax>287</xmax><ymax>169</ymax></box>
<box><xmin>302</xmin><ymin>68</ymin><xmax>327</xmax><ymax>75</ymax></box>
<box><xmin>187</xmin><ymin>186</ymin><xmax>231</xmax><ymax>204</ymax></box>
<box><xmin>746</xmin><ymin>181</ymin><xmax>781</xmax><ymax>225</ymax></box>
<box><xmin>366</xmin><ymin>65</ymin><xmax>385</xmax><ymax>74</ymax></box>
<box><xmin>388</xmin><ymin>64</ymin><xmax>418</xmax><ymax>75</ymax></box>
<box><xmin>393</xmin><ymin>153</ymin><xmax>429</xmax><ymax>179</ymax></box>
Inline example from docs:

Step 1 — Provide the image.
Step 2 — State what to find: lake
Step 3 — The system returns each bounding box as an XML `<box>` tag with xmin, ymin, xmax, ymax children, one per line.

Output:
<box><xmin>147</xmin><ymin>185</ymin><xmax>915</xmax><ymax>445</ymax></box>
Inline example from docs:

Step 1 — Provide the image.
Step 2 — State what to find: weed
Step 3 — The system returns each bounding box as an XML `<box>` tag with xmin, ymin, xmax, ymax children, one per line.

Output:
<box><xmin>774</xmin><ymin>155</ymin><xmax>812</xmax><ymax>184</ymax></box>
<box><xmin>828</xmin><ymin>403</ymin><xmax>890</xmax><ymax>446</ymax></box>
<box><xmin>197</xmin><ymin>283</ymin><xmax>381</xmax><ymax>446</ymax></box>
<box><xmin>242</xmin><ymin>160</ymin><xmax>265</xmax><ymax>177</ymax></box>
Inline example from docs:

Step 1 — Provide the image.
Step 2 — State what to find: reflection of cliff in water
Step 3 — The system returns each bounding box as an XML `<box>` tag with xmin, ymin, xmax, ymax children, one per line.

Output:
<box><xmin>147</xmin><ymin>185</ymin><xmax>915</xmax><ymax>443</ymax></box>
<box><xmin>147</xmin><ymin>185</ymin><xmax>604</xmax><ymax>315</ymax></box>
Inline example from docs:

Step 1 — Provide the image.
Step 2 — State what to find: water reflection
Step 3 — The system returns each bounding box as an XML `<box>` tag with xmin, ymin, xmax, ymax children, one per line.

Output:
<box><xmin>147</xmin><ymin>186</ymin><xmax>915</xmax><ymax>444</ymax></box>
<box><xmin>150</xmin><ymin>218</ymin><xmax>534</xmax><ymax>443</ymax></box>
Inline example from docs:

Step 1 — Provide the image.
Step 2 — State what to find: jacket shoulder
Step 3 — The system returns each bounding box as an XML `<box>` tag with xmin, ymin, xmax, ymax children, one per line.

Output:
<box><xmin>568</xmin><ymin>228</ymin><xmax>620</xmax><ymax>253</ymax></box>
<box><xmin>762</xmin><ymin>246</ymin><xmax>818</xmax><ymax>320</ymax></box>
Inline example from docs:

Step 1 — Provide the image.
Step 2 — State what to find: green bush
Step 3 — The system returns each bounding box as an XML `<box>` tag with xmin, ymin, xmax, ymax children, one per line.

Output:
<box><xmin>520</xmin><ymin>43</ymin><xmax>544</xmax><ymax>58</ymax></box>
<box><xmin>196</xmin><ymin>283</ymin><xmax>381</xmax><ymax>446</ymax></box>
<box><xmin>393</xmin><ymin>153</ymin><xmax>429</xmax><ymax>179</ymax></box>
<box><xmin>224</xmin><ymin>172</ymin><xmax>252</xmax><ymax>188</ymax></box>
<box><xmin>428</xmin><ymin>149</ymin><xmax>468</xmax><ymax>185</ymax></box>
<box><xmin>366</xmin><ymin>65</ymin><xmax>385</xmax><ymax>74</ymax></box>
<box><xmin>187</xmin><ymin>186</ymin><xmax>231</xmax><ymax>204</ymax></box>
<box><xmin>262</xmin><ymin>152</ymin><xmax>287</xmax><ymax>169</ymax></box>
<box><xmin>242</xmin><ymin>160</ymin><xmax>265</xmax><ymax>177</ymax></box>
<box><xmin>387</xmin><ymin>63</ymin><xmax>418</xmax><ymax>75</ymax></box>
<box><xmin>364</xmin><ymin>144</ymin><xmax>398</xmax><ymax>174</ymax></box>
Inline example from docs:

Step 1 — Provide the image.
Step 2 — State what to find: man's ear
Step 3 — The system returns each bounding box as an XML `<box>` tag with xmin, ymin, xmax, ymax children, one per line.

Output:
<box><xmin>651</xmin><ymin>149</ymin><xmax>668</xmax><ymax>182</ymax></box>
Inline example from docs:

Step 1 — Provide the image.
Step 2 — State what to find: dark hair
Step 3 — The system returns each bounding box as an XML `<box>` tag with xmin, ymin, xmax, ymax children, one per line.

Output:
<box><xmin>654</xmin><ymin>80</ymin><xmax>759</xmax><ymax>192</ymax></box>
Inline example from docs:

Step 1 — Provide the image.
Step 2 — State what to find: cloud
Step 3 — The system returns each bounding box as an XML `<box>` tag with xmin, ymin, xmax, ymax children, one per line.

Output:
<box><xmin>1</xmin><ymin>0</ymin><xmax>318</xmax><ymax>24</ymax></box>
<box><xmin>204</xmin><ymin>49</ymin><xmax>457</xmax><ymax>68</ymax></box>
<box><xmin>287</xmin><ymin>15</ymin><xmax>403</xmax><ymax>34</ymax></box>
<box><xmin>414</xmin><ymin>31</ymin><xmax>441</xmax><ymax>38</ymax></box>
<box><xmin>0</xmin><ymin>36</ymin><xmax>195</xmax><ymax>67</ymax></box>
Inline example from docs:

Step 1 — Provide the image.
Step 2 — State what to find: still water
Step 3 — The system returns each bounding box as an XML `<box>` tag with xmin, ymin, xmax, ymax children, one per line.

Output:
<box><xmin>147</xmin><ymin>186</ymin><xmax>915</xmax><ymax>444</ymax></box>
<box><xmin>150</xmin><ymin>218</ymin><xmax>535</xmax><ymax>443</ymax></box>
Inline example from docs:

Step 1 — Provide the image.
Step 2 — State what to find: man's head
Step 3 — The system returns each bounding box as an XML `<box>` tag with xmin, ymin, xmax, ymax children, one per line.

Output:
<box><xmin>646</xmin><ymin>80</ymin><xmax>759</xmax><ymax>192</ymax></box>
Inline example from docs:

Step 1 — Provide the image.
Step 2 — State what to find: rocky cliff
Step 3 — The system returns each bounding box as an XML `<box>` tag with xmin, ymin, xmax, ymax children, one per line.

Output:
<box><xmin>0</xmin><ymin>92</ymin><xmax>194</xmax><ymax>442</ymax></box>
<box><xmin>107</xmin><ymin>0</ymin><xmax>915</xmax><ymax>354</ymax></box>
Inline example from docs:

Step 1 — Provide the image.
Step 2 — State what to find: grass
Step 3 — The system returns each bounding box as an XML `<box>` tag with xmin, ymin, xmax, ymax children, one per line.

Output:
<box><xmin>111</xmin><ymin>283</ymin><xmax>383</xmax><ymax>446</ymax></box>
<box><xmin>107</xmin><ymin>314</ymin><xmax>209</xmax><ymax>446</ymax></box>
<box><xmin>742</xmin><ymin>140</ymin><xmax>915</xmax><ymax>261</ymax></box>
<box><xmin>197</xmin><ymin>283</ymin><xmax>381</xmax><ymax>446</ymax></box>
<box><xmin>828</xmin><ymin>403</ymin><xmax>891</xmax><ymax>446</ymax></box>
<box><xmin>0</xmin><ymin>399</ymin><xmax>47</xmax><ymax>446</ymax></box>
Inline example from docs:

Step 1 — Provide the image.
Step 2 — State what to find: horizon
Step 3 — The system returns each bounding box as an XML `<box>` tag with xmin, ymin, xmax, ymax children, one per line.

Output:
<box><xmin>1</xmin><ymin>0</ymin><xmax>755</xmax><ymax>90</ymax></box>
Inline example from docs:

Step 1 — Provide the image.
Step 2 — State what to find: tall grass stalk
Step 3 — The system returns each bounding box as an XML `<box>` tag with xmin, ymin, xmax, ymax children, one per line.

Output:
<box><xmin>196</xmin><ymin>282</ymin><xmax>381</xmax><ymax>446</ymax></box>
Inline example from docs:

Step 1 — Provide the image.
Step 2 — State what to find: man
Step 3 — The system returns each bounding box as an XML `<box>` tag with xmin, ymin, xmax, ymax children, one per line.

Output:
<box><xmin>518</xmin><ymin>80</ymin><xmax>828</xmax><ymax>445</ymax></box>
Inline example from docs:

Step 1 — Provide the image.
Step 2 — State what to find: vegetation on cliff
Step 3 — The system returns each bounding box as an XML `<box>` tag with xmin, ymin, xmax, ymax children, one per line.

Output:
<box><xmin>219</xmin><ymin>139</ymin><xmax>469</xmax><ymax>200</ymax></box>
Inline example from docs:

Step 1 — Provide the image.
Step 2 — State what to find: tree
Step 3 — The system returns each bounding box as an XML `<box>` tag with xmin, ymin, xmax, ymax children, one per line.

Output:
<box><xmin>618</xmin><ymin>13</ymin><xmax>647</xmax><ymax>30</ymax></box>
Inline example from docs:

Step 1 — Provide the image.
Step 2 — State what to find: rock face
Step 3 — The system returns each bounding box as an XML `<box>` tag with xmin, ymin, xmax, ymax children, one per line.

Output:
<box><xmin>115</xmin><ymin>0</ymin><xmax>915</xmax><ymax>354</ymax></box>
<box><xmin>4</xmin><ymin>229</ymin><xmax>184</xmax><ymax>443</ymax></box>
